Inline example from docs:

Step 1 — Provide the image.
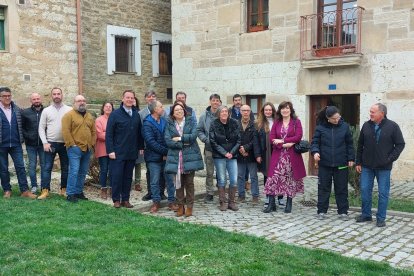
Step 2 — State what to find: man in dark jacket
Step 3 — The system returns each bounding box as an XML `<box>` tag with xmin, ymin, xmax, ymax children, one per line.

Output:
<box><xmin>0</xmin><ymin>87</ymin><xmax>36</xmax><ymax>199</ymax></box>
<box><xmin>229</xmin><ymin>94</ymin><xmax>254</xmax><ymax>192</ymax></box>
<box><xmin>355</xmin><ymin>103</ymin><xmax>405</xmax><ymax>227</ymax></box>
<box><xmin>106</xmin><ymin>90</ymin><xmax>144</xmax><ymax>208</ymax></box>
<box><xmin>143</xmin><ymin>100</ymin><xmax>176</xmax><ymax>213</ymax></box>
<box><xmin>21</xmin><ymin>93</ymin><xmax>44</xmax><ymax>194</ymax></box>
<box><xmin>237</xmin><ymin>105</ymin><xmax>261</xmax><ymax>203</ymax></box>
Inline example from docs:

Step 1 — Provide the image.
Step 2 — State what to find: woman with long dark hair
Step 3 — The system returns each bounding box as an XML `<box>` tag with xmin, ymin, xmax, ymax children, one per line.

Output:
<box><xmin>311</xmin><ymin>106</ymin><xmax>354</xmax><ymax>220</ymax></box>
<box><xmin>263</xmin><ymin>101</ymin><xmax>306</xmax><ymax>213</ymax></box>
<box><xmin>165</xmin><ymin>102</ymin><xmax>204</xmax><ymax>217</ymax></box>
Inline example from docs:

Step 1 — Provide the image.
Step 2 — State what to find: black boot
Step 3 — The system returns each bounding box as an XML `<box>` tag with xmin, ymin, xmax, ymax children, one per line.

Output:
<box><xmin>284</xmin><ymin>197</ymin><xmax>292</xmax><ymax>213</ymax></box>
<box><xmin>263</xmin><ymin>195</ymin><xmax>276</xmax><ymax>213</ymax></box>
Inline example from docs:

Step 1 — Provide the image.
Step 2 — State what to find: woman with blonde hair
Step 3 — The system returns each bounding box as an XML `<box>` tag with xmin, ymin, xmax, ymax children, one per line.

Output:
<box><xmin>256</xmin><ymin>102</ymin><xmax>284</xmax><ymax>210</ymax></box>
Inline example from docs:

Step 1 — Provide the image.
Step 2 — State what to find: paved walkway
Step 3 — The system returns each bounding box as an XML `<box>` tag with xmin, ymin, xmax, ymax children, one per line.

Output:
<box><xmin>68</xmin><ymin>172</ymin><xmax>414</xmax><ymax>270</ymax></box>
<box><xmin>144</xmin><ymin>194</ymin><xmax>414</xmax><ymax>271</ymax></box>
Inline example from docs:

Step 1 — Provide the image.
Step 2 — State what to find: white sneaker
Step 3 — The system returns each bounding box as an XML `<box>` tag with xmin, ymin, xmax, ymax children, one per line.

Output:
<box><xmin>317</xmin><ymin>213</ymin><xmax>327</xmax><ymax>220</ymax></box>
<box><xmin>31</xmin><ymin>186</ymin><xmax>37</xmax><ymax>194</ymax></box>
<box><xmin>278</xmin><ymin>198</ymin><xmax>285</xmax><ymax>206</ymax></box>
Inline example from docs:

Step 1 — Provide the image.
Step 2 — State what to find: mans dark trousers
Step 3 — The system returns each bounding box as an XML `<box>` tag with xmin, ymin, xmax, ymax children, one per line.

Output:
<box><xmin>317</xmin><ymin>165</ymin><xmax>349</xmax><ymax>215</ymax></box>
<box><xmin>110</xmin><ymin>159</ymin><xmax>135</xmax><ymax>202</ymax></box>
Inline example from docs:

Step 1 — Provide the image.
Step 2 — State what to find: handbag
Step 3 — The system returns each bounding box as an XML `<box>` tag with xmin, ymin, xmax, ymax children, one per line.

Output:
<box><xmin>293</xmin><ymin>119</ymin><xmax>310</xmax><ymax>154</ymax></box>
<box><xmin>294</xmin><ymin>140</ymin><xmax>310</xmax><ymax>154</ymax></box>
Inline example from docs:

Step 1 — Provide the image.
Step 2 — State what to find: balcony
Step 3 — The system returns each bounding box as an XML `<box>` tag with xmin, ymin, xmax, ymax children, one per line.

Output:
<box><xmin>300</xmin><ymin>6</ymin><xmax>364</xmax><ymax>68</ymax></box>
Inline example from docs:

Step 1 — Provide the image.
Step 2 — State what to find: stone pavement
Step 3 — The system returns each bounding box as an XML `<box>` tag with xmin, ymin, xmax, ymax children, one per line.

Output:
<box><xmin>54</xmin><ymin>171</ymin><xmax>414</xmax><ymax>270</ymax></box>
<box><xmin>144</xmin><ymin>193</ymin><xmax>414</xmax><ymax>271</ymax></box>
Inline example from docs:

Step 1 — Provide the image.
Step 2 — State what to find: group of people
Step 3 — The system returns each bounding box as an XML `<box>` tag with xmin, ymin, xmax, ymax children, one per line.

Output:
<box><xmin>0</xmin><ymin>86</ymin><xmax>405</xmax><ymax>226</ymax></box>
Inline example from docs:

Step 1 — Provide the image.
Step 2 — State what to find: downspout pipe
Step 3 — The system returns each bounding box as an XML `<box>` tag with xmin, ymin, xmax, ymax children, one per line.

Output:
<box><xmin>76</xmin><ymin>0</ymin><xmax>83</xmax><ymax>94</ymax></box>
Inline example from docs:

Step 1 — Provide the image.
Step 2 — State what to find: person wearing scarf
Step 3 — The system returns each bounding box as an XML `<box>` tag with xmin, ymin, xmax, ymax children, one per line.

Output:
<box><xmin>165</xmin><ymin>102</ymin><xmax>204</xmax><ymax>217</ymax></box>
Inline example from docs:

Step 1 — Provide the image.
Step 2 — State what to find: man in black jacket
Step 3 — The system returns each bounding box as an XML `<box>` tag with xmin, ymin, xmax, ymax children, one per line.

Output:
<box><xmin>21</xmin><ymin>93</ymin><xmax>44</xmax><ymax>194</ymax></box>
<box><xmin>355</xmin><ymin>103</ymin><xmax>405</xmax><ymax>227</ymax></box>
<box><xmin>237</xmin><ymin>105</ymin><xmax>261</xmax><ymax>204</ymax></box>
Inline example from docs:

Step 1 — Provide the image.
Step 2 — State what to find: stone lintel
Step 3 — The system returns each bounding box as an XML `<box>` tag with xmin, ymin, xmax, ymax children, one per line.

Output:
<box><xmin>301</xmin><ymin>54</ymin><xmax>363</xmax><ymax>69</ymax></box>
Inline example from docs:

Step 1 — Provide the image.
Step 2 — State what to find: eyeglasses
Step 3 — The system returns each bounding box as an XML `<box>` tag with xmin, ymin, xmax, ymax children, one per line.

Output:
<box><xmin>174</xmin><ymin>108</ymin><xmax>184</xmax><ymax>112</ymax></box>
<box><xmin>1</xmin><ymin>95</ymin><xmax>11</xmax><ymax>98</ymax></box>
<box><xmin>241</xmin><ymin>110</ymin><xmax>250</xmax><ymax>112</ymax></box>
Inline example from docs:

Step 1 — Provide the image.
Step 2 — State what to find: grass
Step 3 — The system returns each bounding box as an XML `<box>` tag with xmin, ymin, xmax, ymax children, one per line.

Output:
<box><xmin>0</xmin><ymin>190</ymin><xmax>412</xmax><ymax>275</ymax></box>
<box><xmin>330</xmin><ymin>191</ymin><xmax>414</xmax><ymax>213</ymax></box>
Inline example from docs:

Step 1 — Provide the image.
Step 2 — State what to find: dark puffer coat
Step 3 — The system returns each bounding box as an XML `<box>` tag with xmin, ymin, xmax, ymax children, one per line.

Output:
<box><xmin>310</xmin><ymin>118</ymin><xmax>354</xmax><ymax>167</ymax></box>
<box><xmin>209</xmin><ymin>118</ymin><xmax>240</xmax><ymax>159</ymax></box>
<box><xmin>164</xmin><ymin>116</ymin><xmax>204</xmax><ymax>174</ymax></box>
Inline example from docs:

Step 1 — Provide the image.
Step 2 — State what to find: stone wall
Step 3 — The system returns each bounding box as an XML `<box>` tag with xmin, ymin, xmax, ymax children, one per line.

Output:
<box><xmin>81</xmin><ymin>0</ymin><xmax>172</xmax><ymax>106</ymax></box>
<box><xmin>0</xmin><ymin>0</ymin><xmax>79</xmax><ymax>107</ymax></box>
<box><xmin>172</xmin><ymin>0</ymin><xmax>414</xmax><ymax>180</ymax></box>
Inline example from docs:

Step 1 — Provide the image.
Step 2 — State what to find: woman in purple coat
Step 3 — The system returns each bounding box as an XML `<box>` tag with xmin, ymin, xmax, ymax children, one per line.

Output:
<box><xmin>263</xmin><ymin>101</ymin><xmax>306</xmax><ymax>213</ymax></box>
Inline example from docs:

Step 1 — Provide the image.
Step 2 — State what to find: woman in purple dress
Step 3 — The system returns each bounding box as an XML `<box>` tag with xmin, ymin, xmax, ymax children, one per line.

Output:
<box><xmin>263</xmin><ymin>101</ymin><xmax>306</xmax><ymax>213</ymax></box>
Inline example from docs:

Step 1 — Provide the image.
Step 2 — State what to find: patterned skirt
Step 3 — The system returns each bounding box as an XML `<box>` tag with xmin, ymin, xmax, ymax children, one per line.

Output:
<box><xmin>264</xmin><ymin>149</ymin><xmax>304</xmax><ymax>198</ymax></box>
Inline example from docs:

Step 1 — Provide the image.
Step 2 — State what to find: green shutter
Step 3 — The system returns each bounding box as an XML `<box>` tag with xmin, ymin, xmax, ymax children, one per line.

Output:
<box><xmin>0</xmin><ymin>8</ymin><xmax>4</xmax><ymax>50</ymax></box>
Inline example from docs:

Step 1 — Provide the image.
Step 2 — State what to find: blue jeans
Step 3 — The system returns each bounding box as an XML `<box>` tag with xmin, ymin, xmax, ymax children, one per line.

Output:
<box><xmin>110</xmin><ymin>158</ymin><xmax>135</xmax><ymax>202</ymax></box>
<box><xmin>66</xmin><ymin>146</ymin><xmax>91</xmax><ymax>196</ymax></box>
<box><xmin>98</xmin><ymin>156</ymin><xmax>111</xmax><ymax>188</ymax></box>
<box><xmin>237</xmin><ymin>161</ymin><xmax>259</xmax><ymax>197</ymax></box>
<box><xmin>148</xmin><ymin>161</ymin><xmax>175</xmax><ymax>203</ymax></box>
<box><xmin>43</xmin><ymin>142</ymin><xmax>68</xmax><ymax>189</ymax></box>
<box><xmin>214</xmin><ymin>158</ymin><xmax>237</xmax><ymax>188</ymax></box>
<box><xmin>360</xmin><ymin>167</ymin><xmax>391</xmax><ymax>222</ymax></box>
<box><xmin>26</xmin><ymin>145</ymin><xmax>45</xmax><ymax>188</ymax></box>
<box><xmin>0</xmin><ymin>146</ymin><xmax>29</xmax><ymax>192</ymax></box>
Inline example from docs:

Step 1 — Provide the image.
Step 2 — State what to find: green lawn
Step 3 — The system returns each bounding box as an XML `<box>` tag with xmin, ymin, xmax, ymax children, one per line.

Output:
<box><xmin>1</xmin><ymin>191</ymin><xmax>412</xmax><ymax>275</ymax></box>
<box><xmin>330</xmin><ymin>191</ymin><xmax>414</xmax><ymax>213</ymax></box>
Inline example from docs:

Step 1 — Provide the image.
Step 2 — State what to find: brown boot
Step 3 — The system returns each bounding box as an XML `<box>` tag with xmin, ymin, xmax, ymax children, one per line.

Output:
<box><xmin>245</xmin><ymin>181</ymin><xmax>251</xmax><ymax>191</ymax></box>
<box><xmin>3</xmin><ymin>190</ymin><xmax>11</xmax><ymax>198</ymax></box>
<box><xmin>150</xmin><ymin>202</ymin><xmax>160</xmax><ymax>213</ymax></box>
<box><xmin>185</xmin><ymin>206</ymin><xmax>193</xmax><ymax>217</ymax></box>
<box><xmin>218</xmin><ymin>187</ymin><xmax>227</xmax><ymax>211</ymax></box>
<box><xmin>228</xmin><ymin>187</ymin><xmax>239</xmax><ymax>211</ymax></box>
<box><xmin>168</xmin><ymin>202</ymin><xmax>179</xmax><ymax>211</ymax></box>
<box><xmin>100</xmin><ymin>188</ymin><xmax>107</xmax><ymax>200</ymax></box>
<box><xmin>176</xmin><ymin>205</ymin><xmax>185</xmax><ymax>217</ymax></box>
<box><xmin>21</xmin><ymin>190</ymin><xmax>37</xmax><ymax>199</ymax></box>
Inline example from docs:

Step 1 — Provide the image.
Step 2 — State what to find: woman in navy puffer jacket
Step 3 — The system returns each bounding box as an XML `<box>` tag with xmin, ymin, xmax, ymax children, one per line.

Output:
<box><xmin>165</xmin><ymin>102</ymin><xmax>204</xmax><ymax>217</ymax></box>
<box><xmin>311</xmin><ymin>106</ymin><xmax>354</xmax><ymax>220</ymax></box>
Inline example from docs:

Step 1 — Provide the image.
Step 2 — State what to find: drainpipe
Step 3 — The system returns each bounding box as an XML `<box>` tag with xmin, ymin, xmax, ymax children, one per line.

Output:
<box><xmin>76</xmin><ymin>0</ymin><xmax>83</xmax><ymax>94</ymax></box>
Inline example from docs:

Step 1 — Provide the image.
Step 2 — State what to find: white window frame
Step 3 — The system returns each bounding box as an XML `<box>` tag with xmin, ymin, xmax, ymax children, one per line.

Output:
<box><xmin>152</xmin><ymin>31</ymin><xmax>172</xmax><ymax>77</ymax></box>
<box><xmin>107</xmin><ymin>25</ymin><xmax>141</xmax><ymax>76</ymax></box>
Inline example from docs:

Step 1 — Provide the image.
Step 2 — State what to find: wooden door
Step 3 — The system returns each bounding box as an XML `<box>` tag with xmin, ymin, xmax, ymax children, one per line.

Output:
<box><xmin>309</xmin><ymin>96</ymin><xmax>329</xmax><ymax>175</ymax></box>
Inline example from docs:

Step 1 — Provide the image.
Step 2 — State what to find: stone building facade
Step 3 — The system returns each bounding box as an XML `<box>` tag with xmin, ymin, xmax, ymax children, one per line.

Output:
<box><xmin>0</xmin><ymin>0</ymin><xmax>79</xmax><ymax>106</ymax></box>
<box><xmin>172</xmin><ymin>0</ymin><xmax>414</xmax><ymax>180</ymax></box>
<box><xmin>0</xmin><ymin>0</ymin><xmax>172</xmax><ymax>107</ymax></box>
<box><xmin>81</xmin><ymin>0</ymin><xmax>172</xmax><ymax>103</ymax></box>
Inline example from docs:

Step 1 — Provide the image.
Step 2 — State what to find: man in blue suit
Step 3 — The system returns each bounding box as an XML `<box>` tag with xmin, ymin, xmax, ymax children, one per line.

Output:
<box><xmin>106</xmin><ymin>90</ymin><xmax>144</xmax><ymax>208</ymax></box>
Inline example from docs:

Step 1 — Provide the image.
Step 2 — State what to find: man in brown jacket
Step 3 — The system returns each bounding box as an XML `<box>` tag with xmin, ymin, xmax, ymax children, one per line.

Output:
<box><xmin>62</xmin><ymin>95</ymin><xmax>96</xmax><ymax>203</ymax></box>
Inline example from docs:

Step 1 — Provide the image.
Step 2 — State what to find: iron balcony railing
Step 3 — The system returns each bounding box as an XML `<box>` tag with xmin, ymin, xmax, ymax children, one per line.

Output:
<box><xmin>300</xmin><ymin>6</ymin><xmax>364</xmax><ymax>60</ymax></box>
